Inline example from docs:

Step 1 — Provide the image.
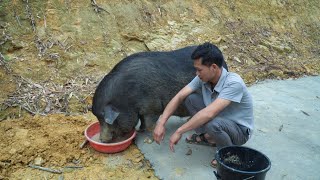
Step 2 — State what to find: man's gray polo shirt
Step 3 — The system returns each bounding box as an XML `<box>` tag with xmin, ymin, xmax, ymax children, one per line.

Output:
<box><xmin>187</xmin><ymin>67</ymin><xmax>254</xmax><ymax>131</ymax></box>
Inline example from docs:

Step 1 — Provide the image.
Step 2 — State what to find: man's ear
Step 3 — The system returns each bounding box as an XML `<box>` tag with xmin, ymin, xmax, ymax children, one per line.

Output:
<box><xmin>211</xmin><ymin>63</ymin><xmax>218</xmax><ymax>70</ymax></box>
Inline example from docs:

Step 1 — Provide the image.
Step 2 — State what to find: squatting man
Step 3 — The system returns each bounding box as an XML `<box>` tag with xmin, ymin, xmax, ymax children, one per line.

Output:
<box><xmin>153</xmin><ymin>42</ymin><xmax>254</xmax><ymax>167</ymax></box>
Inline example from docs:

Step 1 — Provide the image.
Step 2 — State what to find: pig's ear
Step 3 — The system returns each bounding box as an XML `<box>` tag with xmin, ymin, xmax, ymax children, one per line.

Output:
<box><xmin>103</xmin><ymin>105</ymin><xmax>120</xmax><ymax>124</ymax></box>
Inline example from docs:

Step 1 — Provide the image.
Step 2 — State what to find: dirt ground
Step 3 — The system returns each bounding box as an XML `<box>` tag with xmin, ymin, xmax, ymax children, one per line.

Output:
<box><xmin>0</xmin><ymin>113</ymin><xmax>157</xmax><ymax>180</ymax></box>
<box><xmin>0</xmin><ymin>0</ymin><xmax>319</xmax><ymax>179</ymax></box>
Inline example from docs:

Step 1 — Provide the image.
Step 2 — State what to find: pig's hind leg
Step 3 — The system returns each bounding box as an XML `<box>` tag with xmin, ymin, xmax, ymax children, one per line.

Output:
<box><xmin>138</xmin><ymin>114</ymin><xmax>159</xmax><ymax>132</ymax></box>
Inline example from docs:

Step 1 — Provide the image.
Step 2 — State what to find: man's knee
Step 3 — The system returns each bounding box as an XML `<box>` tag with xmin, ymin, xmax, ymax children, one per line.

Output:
<box><xmin>184</xmin><ymin>93</ymin><xmax>205</xmax><ymax>110</ymax></box>
<box><xmin>206</xmin><ymin>122</ymin><xmax>222</xmax><ymax>134</ymax></box>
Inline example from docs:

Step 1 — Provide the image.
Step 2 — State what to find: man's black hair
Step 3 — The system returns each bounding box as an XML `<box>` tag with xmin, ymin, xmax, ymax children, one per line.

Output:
<box><xmin>191</xmin><ymin>42</ymin><xmax>224</xmax><ymax>67</ymax></box>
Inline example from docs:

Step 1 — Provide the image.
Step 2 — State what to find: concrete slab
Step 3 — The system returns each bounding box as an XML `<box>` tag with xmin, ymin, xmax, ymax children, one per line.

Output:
<box><xmin>136</xmin><ymin>76</ymin><xmax>320</xmax><ymax>180</ymax></box>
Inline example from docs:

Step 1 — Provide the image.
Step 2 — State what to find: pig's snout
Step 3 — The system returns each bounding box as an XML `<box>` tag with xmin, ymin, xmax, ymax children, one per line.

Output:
<box><xmin>99</xmin><ymin>126</ymin><xmax>113</xmax><ymax>143</ymax></box>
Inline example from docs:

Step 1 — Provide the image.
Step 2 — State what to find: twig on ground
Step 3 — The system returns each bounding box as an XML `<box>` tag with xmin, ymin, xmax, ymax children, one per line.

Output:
<box><xmin>13</xmin><ymin>9</ymin><xmax>22</xmax><ymax>26</ymax></box>
<box><xmin>0</xmin><ymin>33</ymin><xmax>11</xmax><ymax>46</ymax></box>
<box><xmin>21</xmin><ymin>105</ymin><xmax>36</xmax><ymax>115</ymax></box>
<box><xmin>44</xmin><ymin>14</ymin><xmax>47</xmax><ymax>28</ymax></box>
<box><xmin>28</xmin><ymin>164</ymin><xmax>62</xmax><ymax>174</ymax></box>
<box><xmin>91</xmin><ymin>0</ymin><xmax>109</xmax><ymax>13</ymax></box>
<box><xmin>34</xmin><ymin>35</ymin><xmax>46</xmax><ymax>56</ymax></box>
<box><xmin>65</xmin><ymin>45</ymin><xmax>73</xmax><ymax>52</ymax></box>
<box><xmin>301</xmin><ymin>110</ymin><xmax>310</xmax><ymax>116</ymax></box>
<box><xmin>79</xmin><ymin>139</ymin><xmax>89</xmax><ymax>149</ymax></box>
<box><xmin>64</xmin><ymin>166</ymin><xmax>83</xmax><ymax>169</ymax></box>
<box><xmin>49</xmin><ymin>53</ymin><xmax>60</xmax><ymax>60</ymax></box>
<box><xmin>24</xmin><ymin>0</ymin><xmax>36</xmax><ymax>32</ymax></box>
<box><xmin>0</xmin><ymin>52</ymin><xmax>12</xmax><ymax>73</ymax></box>
<box><xmin>1</xmin><ymin>75</ymin><xmax>96</xmax><ymax>116</ymax></box>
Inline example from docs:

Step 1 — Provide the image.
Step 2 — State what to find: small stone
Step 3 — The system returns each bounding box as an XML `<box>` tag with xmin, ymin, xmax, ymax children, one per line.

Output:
<box><xmin>302</xmin><ymin>65</ymin><xmax>311</xmax><ymax>73</ymax></box>
<box><xmin>108</xmin><ymin>171</ymin><xmax>115</xmax><ymax>177</ymax></box>
<box><xmin>258</xmin><ymin>44</ymin><xmax>269</xmax><ymax>51</ymax></box>
<box><xmin>269</xmin><ymin>69</ymin><xmax>283</xmax><ymax>77</ymax></box>
<box><xmin>74</xmin><ymin>153</ymin><xmax>81</xmax><ymax>160</ymax></box>
<box><xmin>167</xmin><ymin>20</ymin><xmax>176</xmax><ymax>26</ymax></box>
<box><xmin>132</xmin><ymin>157</ymin><xmax>143</xmax><ymax>163</ymax></box>
<box><xmin>143</xmin><ymin>137</ymin><xmax>154</xmax><ymax>144</ymax></box>
<box><xmin>23</xmin><ymin>141</ymin><xmax>31</xmax><ymax>147</ymax></box>
<box><xmin>258</xmin><ymin>128</ymin><xmax>268</xmax><ymax>133</ymax></box>
<box><xmin>9</xmin><ymin>148</ymin><xmax>17</xmax><ymax>154</ymax></box>
<box><xmin>34</xmin><ymin>156</ymin><xmax>44</xmax><ymax>166</ymax></box>
<box><xmin>186</xmin><ymin>149</ymin><xmax>192</xmax><ymax>156</ymax></box>
<box><xmin>233</xmin><ymin>56</ymin><xmax>241</xmax><ymax>63</ymax></box>
<box><xmin>220</xmin><ymin>45</ymin><xmax>228</xmax><ymax>52</ymax></box>
<box><xmin>212</xmin><ymin>36</ymin><xmax>222</xmax><ymax>44</ymax></box>
<box><xmin>284</xmin><ymin>46</ymin><xmax>292</xmax><ymax>53</ymax></box>
<box><xmin>279</xmin><ymin>124</ymin><xmax>284</xmax><ymax>132</ymax></box>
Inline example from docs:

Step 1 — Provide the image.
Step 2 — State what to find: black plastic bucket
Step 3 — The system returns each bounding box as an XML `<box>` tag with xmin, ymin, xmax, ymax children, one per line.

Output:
<box><xmin>214</xmin><ymin>146</ymin><xmax>271</xmax><ymax>180</ymax></box>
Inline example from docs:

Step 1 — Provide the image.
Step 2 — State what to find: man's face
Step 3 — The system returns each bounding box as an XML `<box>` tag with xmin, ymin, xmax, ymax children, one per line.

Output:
<box><xmin>193</xmin><ymin>58</ymin><xmax>216</xmax><ymax>83</ymax></box>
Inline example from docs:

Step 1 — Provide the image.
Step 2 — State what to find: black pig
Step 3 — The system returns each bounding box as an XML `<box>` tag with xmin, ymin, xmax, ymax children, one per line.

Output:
<box><xmin>92</xmin><ymin>46</ymin><xmax>228</xmax><ymax>142</ymax></box>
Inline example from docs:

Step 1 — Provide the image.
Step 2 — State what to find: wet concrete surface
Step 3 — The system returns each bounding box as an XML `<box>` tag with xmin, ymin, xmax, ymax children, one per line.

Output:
<box><xmin>136</xmin><ymin>76</ymin><xmax>320</xmax><ymax>180</ymax></box>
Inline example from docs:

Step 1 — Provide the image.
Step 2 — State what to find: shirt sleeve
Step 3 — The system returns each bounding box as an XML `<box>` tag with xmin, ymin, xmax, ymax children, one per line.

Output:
<box><xmin>187</xmin><ymin>76</ymin><xmax>202</xmax><ymax>91</ymax></box>
<box><xmin>218</xmin><ymin>81</ymin><xmax>243</xmax><ymax>103</ymax></box>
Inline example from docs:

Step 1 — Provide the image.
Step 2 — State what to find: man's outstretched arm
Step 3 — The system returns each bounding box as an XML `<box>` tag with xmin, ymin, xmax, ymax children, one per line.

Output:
<box><xmin>169</xmin><ymin>98</ymin><xmax>231</xmax><ymax>151</ymax></box>
<box><xmin>153</xmin><ymin>85</ymin><xmax>194</xmax><ymax>144</ymax></box>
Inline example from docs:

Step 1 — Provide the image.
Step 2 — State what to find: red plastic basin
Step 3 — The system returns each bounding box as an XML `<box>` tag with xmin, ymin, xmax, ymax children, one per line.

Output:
<box><xmin>84</xmin><ymin>122</ymin><xmax>136</xmax><ymax>153</ymax></box>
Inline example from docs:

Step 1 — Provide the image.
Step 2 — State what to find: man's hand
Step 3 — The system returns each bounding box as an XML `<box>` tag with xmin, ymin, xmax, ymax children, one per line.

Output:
<box><xmin>169</xmin><ymin>131</ymin><xmax>182</xmax><ymax>152</ymax></box>
<box><xmin>153</xmin><ymin>123</ymin><xmax>166</xmax><ymax>145</ymax></box>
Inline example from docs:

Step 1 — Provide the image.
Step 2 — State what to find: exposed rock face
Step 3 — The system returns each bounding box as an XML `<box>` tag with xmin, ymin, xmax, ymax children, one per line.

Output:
<box><xmin>0</xmin><ymin>0</ymin><xmax>320</xmax><ymax>79</ymax></box>
<box><xmin>0</xmin><ymin>1</ymin><xmax>319</xmax><ymax>179</ymax></box>
<box><xmin>0</xmin><ymin>0</ymin><xmax>319</xmax><ymax>115</ymax></box>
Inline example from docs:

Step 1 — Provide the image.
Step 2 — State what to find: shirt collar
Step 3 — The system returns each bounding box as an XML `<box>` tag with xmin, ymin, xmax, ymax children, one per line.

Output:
<box><xmin>204</xmin><ymin>67</ymin><xmax>228</xmax><ymax>93</ymax></box>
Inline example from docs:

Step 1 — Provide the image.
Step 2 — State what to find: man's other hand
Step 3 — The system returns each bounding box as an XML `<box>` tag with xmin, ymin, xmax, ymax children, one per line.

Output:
<box><xmin>169</xmin><ymin>131</ymin><xmax>182</xmax><ymax>152</ymax></box>
<box><xmin>153</xmin><ymin>123</ymin><xmax>166</xmax><ymax>145</ymax></box>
